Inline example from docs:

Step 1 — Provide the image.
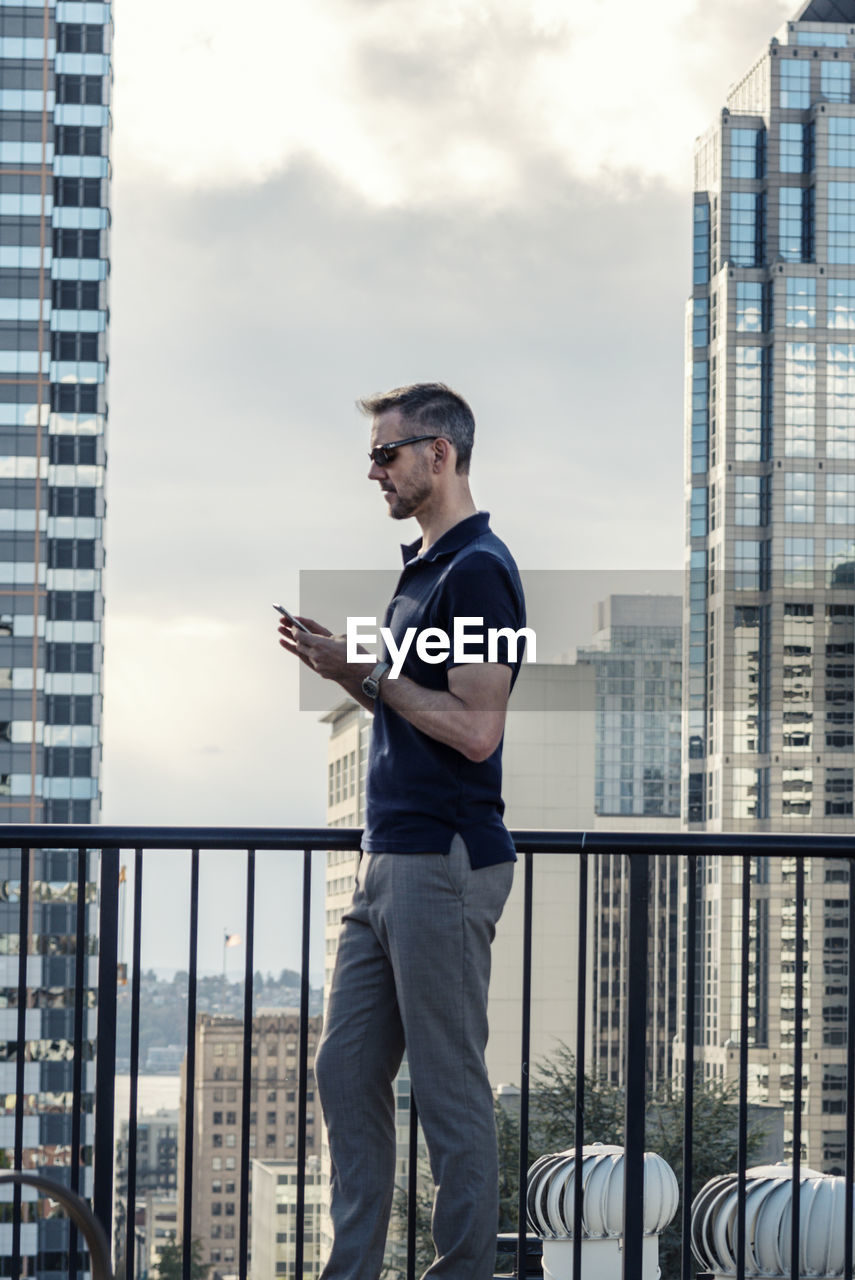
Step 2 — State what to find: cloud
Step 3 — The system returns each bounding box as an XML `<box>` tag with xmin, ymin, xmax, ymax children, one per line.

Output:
<box><xmin>113</xmin><ymin>0</ymin><xmax>794</xmax><ymax>202</ymax></box>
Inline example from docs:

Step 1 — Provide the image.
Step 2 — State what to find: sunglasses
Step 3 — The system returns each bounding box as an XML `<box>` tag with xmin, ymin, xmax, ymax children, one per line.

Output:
<box><xmin>368</xmin><ymin>435</ymin><xmax>442</xmax><ymax>467</ymax></box>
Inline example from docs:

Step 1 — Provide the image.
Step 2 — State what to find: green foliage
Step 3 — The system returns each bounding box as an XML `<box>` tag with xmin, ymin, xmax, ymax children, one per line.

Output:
<box><xmin>154</xmin><ymin>1235</ymin><xmax>209</xmax><ymax>1280</ymax></box>
<box><xmin>532</xmin><ymin>1042</ymin><xmax>625</xmax><ymax>1152</ymax></box>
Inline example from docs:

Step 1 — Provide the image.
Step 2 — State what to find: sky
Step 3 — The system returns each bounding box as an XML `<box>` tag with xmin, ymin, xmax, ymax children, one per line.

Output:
<box><xmin>99</xmin><ymin>0</ymin><xmax>794</xmax><ymax>978</ymax></box>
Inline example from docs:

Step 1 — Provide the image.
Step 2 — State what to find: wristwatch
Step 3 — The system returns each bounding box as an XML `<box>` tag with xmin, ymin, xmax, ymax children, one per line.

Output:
<box><xmin>362</xmin><ymin>661</ymin><xmax>390</xmax><ymax>701</ymax></box>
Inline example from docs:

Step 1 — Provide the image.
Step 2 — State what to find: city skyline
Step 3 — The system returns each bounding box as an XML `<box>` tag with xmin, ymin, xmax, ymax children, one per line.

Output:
<box><xmin>96</xmin><ymin>0</ymin><xmax>802</xmax><ymax>981</ymax></box>
<box><xmin>100</xmin><ymin>0</ymin><xmax>792</xmax><ymax>852</ymax></box>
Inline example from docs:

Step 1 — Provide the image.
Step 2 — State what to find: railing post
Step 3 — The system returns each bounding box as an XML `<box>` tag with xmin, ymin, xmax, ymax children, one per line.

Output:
<box><xmin>93</xmin><ymin>846</ymin><xmax>120</xmax><ymax>1241</ymax></box>
<box><xmin>623</xmin><ymin>852</ymin><xmax>648</xmax><ymax>1280</ymax></box>
<box><xmin>516</xmin><ymin>851</ymin><xmax>534</xmax><ymax>1280</ymax></box>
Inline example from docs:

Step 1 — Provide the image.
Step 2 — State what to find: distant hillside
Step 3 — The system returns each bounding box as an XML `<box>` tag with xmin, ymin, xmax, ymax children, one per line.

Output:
<box><xmin>116</xmin><ymin>969</ymin><xmax>324</xmax><ymax>1072</ymax></box>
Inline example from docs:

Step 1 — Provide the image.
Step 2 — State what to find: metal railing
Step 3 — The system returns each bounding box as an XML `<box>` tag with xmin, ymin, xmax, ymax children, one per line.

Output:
<box><xmin>1</xmin><ymin>826</ymin><xmax>853</xmax><ymax>1280</ymax></box>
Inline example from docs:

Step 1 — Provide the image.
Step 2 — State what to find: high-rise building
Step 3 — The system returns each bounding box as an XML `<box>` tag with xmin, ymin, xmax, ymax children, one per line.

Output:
<box><xmin>0</xmin><ymin>3</ymin><xmax>111</xmax><ymax>1270</ymax></box>
<box><xmin>0</xmin><ymin>0</ymin><xmax>109</xmax><ymax>823</ymax></box>
<box><xmin>177</xmin><ymin>1011</ymin><xmax>323</xmax><ymax>1279</ymax></box>
<box><xmin>679</xmin><ymin>0</ymin><xmax>854</xmax><ymax>1169</ymax></box>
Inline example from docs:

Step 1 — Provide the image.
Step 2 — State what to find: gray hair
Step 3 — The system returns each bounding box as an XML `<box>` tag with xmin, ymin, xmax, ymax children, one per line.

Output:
<box><xmin>357</xmin><ymin>382</ymin><xmax>475</xmax><ymax>474</ymax></box>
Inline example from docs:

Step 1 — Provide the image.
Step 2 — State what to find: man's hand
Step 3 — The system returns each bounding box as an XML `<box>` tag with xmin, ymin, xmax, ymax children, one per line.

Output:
<box><xmin>277</xmin><ymin>615</ymin><xmax>376</xmax><ymax>707</ymax></box>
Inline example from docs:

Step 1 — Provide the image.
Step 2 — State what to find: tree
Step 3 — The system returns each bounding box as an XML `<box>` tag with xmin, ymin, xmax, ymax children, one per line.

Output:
<box><xmin>154</xmin><ymin>1235</ymin><xmax>209</xmax><ymax>1280</ymax></box>
<box><xmin>532</xmin><ymin>1043</ymin><xmax>625</xmax><ymax>1152</ymax></box>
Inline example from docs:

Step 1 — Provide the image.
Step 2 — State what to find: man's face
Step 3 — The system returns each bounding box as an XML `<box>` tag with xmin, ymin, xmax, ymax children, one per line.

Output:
<box><xmin>368</xmin><ymin>409</ymin><xmax>435</xmax><ymax>521</ymax></box>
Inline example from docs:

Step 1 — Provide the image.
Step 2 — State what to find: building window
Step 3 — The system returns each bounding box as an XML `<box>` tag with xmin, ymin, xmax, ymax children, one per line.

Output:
<box><xmin>734</xmin><ymin>474</ymin><xmax>768</xmax><ymax>526</ymax></box>
<box><xmin>783</xmin><ymin>604</ymin><xmax>813</xmax><ymax>751</ymax></box>
<box><xmin>734</xmin><ymin>539</ymin><xmax>768</xmax><ymax>590</ymax></box>
<box><xmin>798</xmin><ymin>30</ymin><xmax>847</xmax><ymax>46</ymax></box>
<box><xmin>780</xmin><ymin>60</ymin><xmax>811</xmax><ymax>109</ymax></box>
<box><xmin>55</xmin><ymin>74</ymin><xmax>103</xmax><ymax>105</ymax></box>
<box><xmin>779</xmin><ymin>187</ymin><xmax>812</xmax><ymax>262</ymax></box>
<box><xmin>785</xmin><ymin>341</ymin><xmax>816</xmax><ymax>457</ymax></box>
<box><xmin>825</xmin><ymin>769</ymin><xmax>854</xmax><ymax>815</ymax></box>
<box><xmin>825</xmin><ymin>604</ymin><xmax>854</xmax><ymax>748</ymax></box>
<box><xmin>826</xmin><ymin>473</ymin><xmax>855</xmax><ymax>524</ymax></box>
<box><xmin>829</xmin><ymin>116</ymin><xmax>855</xmax><ymax>169</ymax></box>
<box><xmin>56</xmin><ymin>124</ymin><xmax>102</xmax><ymax>156</ymax></box>
<box><xmin>735</xmin><ymin>280</ymin><xmax>765</xmax><ymax>333</ymax></box>
<box><xmin>822</xmin><ymin>60</ymin><xmax>851</xmax><ymax>103</ymax></box>
<box><xmin>732</xmin><ymin>767</ymin><xmax>767</xmax><ymax>819</ymax></box>
<box><xmin>690</xmin><ymin>487</ymin><xmax>707</xmax><ymax>537</ymax></box>
<box><xmin>784</xmin><ymin>537</ymin><xmax>814</xmax><ymax>587</ymax></box>
<box><xmin>733</xmin><ymin>606</ymin><xmax>767</xmax><ymax>753</ymax></box>
<box><xmin>785</xmin><ymin>472</ymin><xmax>815</xmax><ymax>522</ymax></box>
<box><xmin>828</xmin><ymin>343</ymin><xmax>855</xmax><ymax>458</ymax></box>
<box><xmin>827</xmin><ymin>537</ymin><xmax>855</xmax><ymax>587</ymax></box>
<box><xmin>780</xmin><ymin>122</ymin><xmax>806</xmax><ymax>173</ymax></box>
<box><xmin>785</xmin><ymin>276</ymin><xmax>815</xmax><ymax>327</ymax></box>
<box><xmin>828</xmin><ymin>278</ymin><xmax>855</xmax><ymax>328</ymax></box>
<box><xmin>731</xmin><ymin>191</ymin><xmax>764</xmax><ymax>266</ymax></box>
<box><xmin>731</xmin><ymin>127</ymin><xmax>764</xmax><ymax>178</ymax></box>
<box><xmin>829</xmin><ymin>181</ymin><xmax>855</xmax><ymax>263</ymax></box>
<box><xmin>693</xmin><ymin>297</ymin><xmax>709</xmax><ymax>347</ymax></box>
<box><xmin>57</xmin><ymin>23</ymin><xmax>104</xmax><ymax>53</ymax></box>
<box><xmin>735</xmin><ymin>346</ymin><xmax>763</xmax><ymax>460</ymax></box>
<box><xmin>782</xmin><ymin>766</ymin><xmax>812</xmax><ymax>817</ymax></box>
<box><xmin>693</xmin><ymin>202</ymin><xmax>710</xmax><ymax>284</ymax></box>
<box><xmin>691</xmin><ymin>360</ymin><xmax>709</xmax><ymax>474</ymax></box>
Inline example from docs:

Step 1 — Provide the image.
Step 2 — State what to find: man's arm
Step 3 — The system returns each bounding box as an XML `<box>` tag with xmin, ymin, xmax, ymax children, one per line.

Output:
<box><xmin>377</xmin><ymin>662</ymin><xmax>512</xmax><ymax>762</ymax></box>
<box><xmin>279</xmin><ymin>620</ymin><xmax>512</xmax><ymax>758</ymax></box>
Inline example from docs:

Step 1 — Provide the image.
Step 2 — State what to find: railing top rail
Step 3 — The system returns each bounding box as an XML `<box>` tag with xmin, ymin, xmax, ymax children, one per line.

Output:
<box><xmin>0</xmin><ymin>824</ymin><xmax>849</xmax><ymax>856</ymax></box>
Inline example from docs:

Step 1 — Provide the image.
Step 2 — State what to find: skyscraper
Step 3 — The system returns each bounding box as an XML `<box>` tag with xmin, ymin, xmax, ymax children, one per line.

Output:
<box><xmin>0</xmin><ymin>2</ymin><xmax>110</xmax><ymax>1272</ymax></box>
<box><xmin>0</xmin><ymin>0</ymin><xmax>109</xmax><ymax>824</ymax></box>
<box><xmin>680</xmin><ymin>0</ymin><xmax>853</xmax><ymax>1169</ymax></box>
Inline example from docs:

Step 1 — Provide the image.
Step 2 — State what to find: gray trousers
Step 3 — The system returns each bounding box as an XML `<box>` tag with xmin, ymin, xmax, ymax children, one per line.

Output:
<box><xmin>315</xmin><ymin>834</ymin><xmax>514</xmax><ymax>1280</ymax></box>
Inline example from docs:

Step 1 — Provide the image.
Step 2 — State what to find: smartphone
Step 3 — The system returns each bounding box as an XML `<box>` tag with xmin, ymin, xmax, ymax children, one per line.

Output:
<box><xmin>272</xmin><ymin>603</ymin><xmax>310</xmax><ymax>633</ymax></box>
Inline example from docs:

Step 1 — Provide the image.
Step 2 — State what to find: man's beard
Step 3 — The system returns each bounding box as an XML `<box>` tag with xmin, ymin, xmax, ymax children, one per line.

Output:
<box><xmin>384</xmin><ymin>475</ymin><xmax>432</xmax><ymax>520</ymax></box>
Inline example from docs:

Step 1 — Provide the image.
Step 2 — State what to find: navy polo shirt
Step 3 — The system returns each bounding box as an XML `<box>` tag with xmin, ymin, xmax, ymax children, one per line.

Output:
<box><xmin>361</xmin><ymin>511</ymin><xmax>526</xmax><ymax>868</ymax></box>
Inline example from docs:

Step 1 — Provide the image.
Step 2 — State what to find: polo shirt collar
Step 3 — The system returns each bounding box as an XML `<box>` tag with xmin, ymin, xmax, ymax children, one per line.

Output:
<box><xmin>400</xmin><ymin>511</ymin><xmax>490</xmax><ymax>567</ymax></box>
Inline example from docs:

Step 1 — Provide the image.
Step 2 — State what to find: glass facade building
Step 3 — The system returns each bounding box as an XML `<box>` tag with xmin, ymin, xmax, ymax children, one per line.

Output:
<box><xmin>576</xmin><ymin>595</ymin><xmax>682</xmax><ymax>1093</ymax></box>
<box><xmin>0</xmin><ymin>0</ymin><xmax>109</xmax><ymax>825</ymax></box>
<box><xmin>678</xmin><ymin>0</ymin><xmax>854</xmax><ymax>1171</ymax></box>
<box><xmin>577</xmin><ymin>594</ymin><xmax>682</xmax><ymax>819</ymax></box>
<box><xmin>0</xmin><ymin>0</ymin><xmax>110</xmax><ymax>1273</ymax></box>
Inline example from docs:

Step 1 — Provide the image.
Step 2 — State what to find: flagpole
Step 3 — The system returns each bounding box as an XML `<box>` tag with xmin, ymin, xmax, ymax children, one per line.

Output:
<box><xmin>223</xmin><ymin>929</ymin><xmax>227</xmax><ymax>1013</ymax></box>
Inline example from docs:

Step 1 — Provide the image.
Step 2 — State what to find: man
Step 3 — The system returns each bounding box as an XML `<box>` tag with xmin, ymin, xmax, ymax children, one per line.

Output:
<box><xmin>278</xmin><ymin>383</ymin><xmax>526</xmax><ymax>1280</ymax></box>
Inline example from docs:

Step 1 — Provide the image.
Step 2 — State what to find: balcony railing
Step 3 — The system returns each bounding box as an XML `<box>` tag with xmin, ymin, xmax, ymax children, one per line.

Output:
<box><xmin>1</xmin><ymin>826</ymin><xmax>854</xmax><ymax>1280</ymax></box>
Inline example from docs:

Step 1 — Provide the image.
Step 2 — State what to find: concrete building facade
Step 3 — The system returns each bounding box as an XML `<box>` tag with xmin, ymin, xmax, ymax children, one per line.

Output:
<box><xmin>177</xmin><ymin>1010</ymin><xmax>322</xmax><ymax>1279</ymax></box>
<box><xmin>250</xmin><ymin>1158</ymin><xmax>323</xmax><ymax>1280</ymax></box>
